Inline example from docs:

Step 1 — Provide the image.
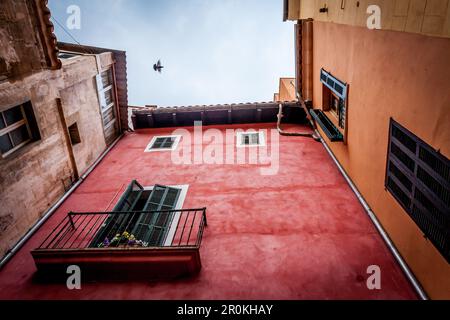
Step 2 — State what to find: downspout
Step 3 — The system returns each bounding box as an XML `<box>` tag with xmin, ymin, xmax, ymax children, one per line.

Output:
<box><xmin>277</xmin><ymin>18</ymin><xmax>319</xmax><ymax>140</ymax></box>
<box><xmin>320</xmin><ymin>138</ymin><xmax>428</xmax><ymax>300</ymax></box>
<box><xmin>277</xmin><ymin>104</ymin><xmax>425</xmax><ymax>299</ymax></box>
<box><xmin>0</xmin><ymin>133</ymin><xmax>124</xmax><ymax>269</ymax></box>
<box><xmin>283</xmin><ymin>17</ymin><xmax>427</xmax><ymax>299</ymax></box>
<box><xmin>111</xmin><ymin>62</ymin><xmax>123</xmax><ymax>133</ymax></box>
<box><xmin>56</xmin><ymin>98</ymin><xmax>79</xmax><ymax>180</ymax></box>
<box><xmin>277</xmin><ymin>102</ymin><xmax>320</xmax><ymax>140</ymax></box>
<box><xmin>301</xmin><ymin>19</ymin><xmax>314</xmax><ymax>103</ymax></box>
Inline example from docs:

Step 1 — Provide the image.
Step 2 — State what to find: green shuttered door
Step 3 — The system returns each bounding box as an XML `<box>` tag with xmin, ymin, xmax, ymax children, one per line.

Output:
<box><xmin>132</xmin><ymin>185</ymin><xmax>181</xmax><ymax>246</ymax></box>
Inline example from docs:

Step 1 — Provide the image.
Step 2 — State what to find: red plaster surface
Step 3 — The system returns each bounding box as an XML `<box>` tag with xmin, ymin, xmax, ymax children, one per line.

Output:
<box><xmin>0</xmin><ymin>123</ymin><xmax>417</xmax><ymax>299</ymax></box>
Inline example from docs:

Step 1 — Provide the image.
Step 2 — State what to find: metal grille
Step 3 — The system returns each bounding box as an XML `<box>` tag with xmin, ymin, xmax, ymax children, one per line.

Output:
<box><xmin>36</xmin><ymin>208</ymin><xmax>207</xmax><ymax>250</ymax></box>
<box><xmin>386</xmin><ymin>119</ymin><xmax>450</xmax><ymax>263</ymax></box>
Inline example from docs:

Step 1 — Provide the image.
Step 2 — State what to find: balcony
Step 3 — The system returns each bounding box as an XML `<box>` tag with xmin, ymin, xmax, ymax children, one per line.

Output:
<box><xmin>31</xmin><ymin>208</ymin><xmax>207</xmax><ymax>281</ymax></box>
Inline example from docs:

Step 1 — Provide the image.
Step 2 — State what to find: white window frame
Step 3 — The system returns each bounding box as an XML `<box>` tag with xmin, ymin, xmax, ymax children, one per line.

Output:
<box><xmin>142</xmin><ymin>184</ymin><xmax>189</xmax><ymax>247</ymax></box>
<box><xmin>0</xmin><ymin>104</ymin><xmax>32</xmax><ymax>158</ymax></box>
<box><xmin>95</xmin><ymin>68</ymin><xmax>117</xmax><ymax>128</ymax></box>
<box><xmin>145</xmin><ymin>135</ymin><xmax>182</xmax><ymax>152</ymax></box>
<box><xmin>236</xmin><ymin>131</ymin><xmax>266</xmax><ymax>148</ymax></box>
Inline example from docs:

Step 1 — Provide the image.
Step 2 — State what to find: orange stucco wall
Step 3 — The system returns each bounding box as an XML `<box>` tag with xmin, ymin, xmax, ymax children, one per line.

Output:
<box><xmin>274</xmin><ymin>78</ymin><xmax>296</xmax><ymax>102</ymax></box>
<box><xmin>311</xmin><ymin>21</ymin><xmax>450</xmax><ymax>299</ymax></box>
<box><xmin>279</xmin><ymin>78</ymin><xmax>296</xmax><ymax>101</ymax></box>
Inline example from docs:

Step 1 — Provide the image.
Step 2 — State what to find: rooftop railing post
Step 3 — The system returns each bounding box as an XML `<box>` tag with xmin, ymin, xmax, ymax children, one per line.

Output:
<box><xmin>203</xmin><ymin>208</ymin><xmax>207</xmax><ymax>227</ymax></box>
<box><xmin>68</xmin><ymin>212</ymin><xmax>75</xmax><ymax>229</ymax></box>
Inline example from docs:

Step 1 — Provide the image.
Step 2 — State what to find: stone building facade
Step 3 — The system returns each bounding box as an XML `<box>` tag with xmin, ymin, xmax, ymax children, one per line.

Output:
<box><xmin>0</xmin><ymin>0</ymin><xmax>127</xmax><ymax>259</ymax></box>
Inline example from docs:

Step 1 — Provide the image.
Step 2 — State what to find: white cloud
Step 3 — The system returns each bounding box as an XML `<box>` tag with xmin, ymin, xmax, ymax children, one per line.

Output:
<box><xmin>49</xmin><ymin>0</ymin><xmax>294</xmax><ymax>106</ymax></box>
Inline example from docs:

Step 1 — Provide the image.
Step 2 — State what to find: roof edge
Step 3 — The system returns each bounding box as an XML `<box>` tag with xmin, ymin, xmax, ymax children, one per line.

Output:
<box><xmin>34</xmin><ymin>0</ymin><xmax>61</xmax><ymax>70</ymax></box>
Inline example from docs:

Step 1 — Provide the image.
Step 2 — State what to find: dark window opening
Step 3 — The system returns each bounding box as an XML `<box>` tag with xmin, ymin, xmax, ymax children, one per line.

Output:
<box><xmin>241</xmin><ymin>133</ymin><xmax>260</xmax><ymax>146</ymax></box>
<box><xmin>328</xmin><ymin>91</ymin><xmax>339</xmax><ymax>116</ymax></box>
<box><xmin>0</xmin><ymin>101</ymin><xmax>40</xmax><ymax>157</ymax></box>
<box><xmin>386</xmin><ymin>119</ymin><xmax>450</xmax><ymax>263</ymax></box>
<box><xmin>58</xmin><ymin>52</ymin><xmax>79</xmax><ymax>59</ymax></box>
<box><xmin>68</xmin><ymin>123</ymin><xmax>81</xmax><ymax>145</ymax></box>
<box><xmin>102</xmin><ymin>107</ymin><xmax>116</xmax><ymax>127</ymax></box>
<box><xmin>150</xmin><ymin>136</ymin><xmax>176</xmax><ymax>150</ymax></box>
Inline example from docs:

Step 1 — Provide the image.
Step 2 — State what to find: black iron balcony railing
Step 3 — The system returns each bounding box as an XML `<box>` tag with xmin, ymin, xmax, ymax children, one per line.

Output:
<box><xmin>37</xmin><ymin>208</ymin><xmax>207</xmax><ymax>250</ymax></box>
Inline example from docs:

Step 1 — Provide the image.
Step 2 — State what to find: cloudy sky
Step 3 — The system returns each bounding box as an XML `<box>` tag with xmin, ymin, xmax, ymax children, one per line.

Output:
<box><xmin>49</xmin><ymin>0</ymin><xmax>295</xmax><ymax>107</ymax></box>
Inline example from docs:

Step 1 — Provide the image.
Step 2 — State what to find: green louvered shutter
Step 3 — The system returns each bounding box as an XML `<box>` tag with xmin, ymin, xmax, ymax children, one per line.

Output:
<box><xmin>132</xmin><ymin>185</ymin><xmax>181</xmax><ymax>246</ymax></box>
<box><xmin>90</xmin><ymin>180</ymin><xmax>144</xmax><ymax>247</ymax></box>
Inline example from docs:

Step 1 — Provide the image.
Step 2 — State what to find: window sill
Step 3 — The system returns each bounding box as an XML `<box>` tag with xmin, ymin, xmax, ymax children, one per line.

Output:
<box><xmin>323</xmin><ymin>110</ymin><xmax>345</xmax><ymax>134</ymax></box>
<box><xmin>0</xmin><ymin>139</ymin><xmax>41</xmax><ymax>161</ymax></box>
<box><xmin>310</xmin><ymin>109</ymin><xmax>344</xmax><ymax>142</ymax></box>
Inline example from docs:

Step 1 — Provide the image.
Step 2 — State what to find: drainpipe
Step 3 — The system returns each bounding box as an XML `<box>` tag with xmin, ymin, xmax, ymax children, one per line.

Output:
<box><xmin>277</xmin><ymin>102</ymin><xmax>320</xmax><ymax>141</ymax></box>
<box><xmin>0</xmin><ymin>133</ymin><xmax>124</xmax><ymax>269</ymax></box>
<box><xmin>278</xmin><ymin>18</ymin><xmax>319</xmax><ymax>140</ymax></box>
<box><xmin>293</xmin><ymin>18</ymin><xmax>424</xmax><ymax>295</ymax></box>
<box><xmin>111</xmin><ymin>62</ymin><xmax>123</xmax><ymax>133</ymax></box>
<box><xmin>319</xmin><ymin>137</ymin><xmax>428</xmax><ymax>300</ymax></box>
<box><xmin>301</xmin><ymin>19</ymin><xmax>314</xmax><ymax>103</ymax></box>
<box><xmin>56</xmin><ymin>98</ymin><xmax>79</xmax><ymax>180</ymax></box>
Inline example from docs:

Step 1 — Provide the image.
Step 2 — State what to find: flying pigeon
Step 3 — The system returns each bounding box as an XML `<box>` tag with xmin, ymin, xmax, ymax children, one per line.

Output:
<box><xmin>153</xmin><ymin>60</ymin><xmax>164</xmax><ymax>73</ymax></box>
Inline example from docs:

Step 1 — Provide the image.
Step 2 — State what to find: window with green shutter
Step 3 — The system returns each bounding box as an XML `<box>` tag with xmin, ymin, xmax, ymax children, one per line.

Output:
<box><xmin>90</xmin><ymin>181</ymin><xmax>181</xmax><ymax>248</ymax></box>
<box><xmin>90</xmin><ymin>180</ymin><xmax>144</xmax><ymax>247</ymax></box>
<box><xmin>132</xmin><ymin>185</ymin><xmax>181</xmax><ymax>246</ymax></box>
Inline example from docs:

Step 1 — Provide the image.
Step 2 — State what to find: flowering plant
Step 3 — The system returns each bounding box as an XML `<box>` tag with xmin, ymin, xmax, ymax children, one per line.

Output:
<box><xmin>97</xmin><ymin>231</ymin><xmax>148</xmax><ymax>248</ymax></box>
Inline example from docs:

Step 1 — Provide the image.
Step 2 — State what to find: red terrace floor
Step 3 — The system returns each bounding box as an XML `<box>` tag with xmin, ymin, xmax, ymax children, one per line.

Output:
<box><xmin>0</xmin><ymin>123</ymin><xmax>417</xmax><ymax>299</ymax></box>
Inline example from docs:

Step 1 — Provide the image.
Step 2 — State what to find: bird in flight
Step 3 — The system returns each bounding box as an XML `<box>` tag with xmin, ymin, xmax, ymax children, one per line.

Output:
<box><xmin>153</xmin><ymin>60</ymin><xmax>164</xmax><ymax>73</ymax></box>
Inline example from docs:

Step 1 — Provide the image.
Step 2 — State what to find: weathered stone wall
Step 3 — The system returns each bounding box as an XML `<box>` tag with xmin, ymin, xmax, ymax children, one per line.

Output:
<box><xmin>60</xmin><ymin>55</ymin><xmax>109</xmax><ymax>175</ymax></box>
<box><xmin>0</xmin><ymin>0</ymin><xmax>48</xmax><ymax>81</ymax></box>
<box><xmin>0</xmin><ymin>55</ymin><xmax>111</xmax><ymax>259</ymax></box>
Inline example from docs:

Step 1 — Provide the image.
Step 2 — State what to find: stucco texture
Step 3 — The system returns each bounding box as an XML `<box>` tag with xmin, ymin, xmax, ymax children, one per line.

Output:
<box><xmin>0</xmin><ymin>124</ymin><xmax>417</xmax><ymax>299</ymax></box>
<box><xmin>312</xmin><ymin>21</ymin><xmax>450</xmax><ymax>299</ymax></box>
